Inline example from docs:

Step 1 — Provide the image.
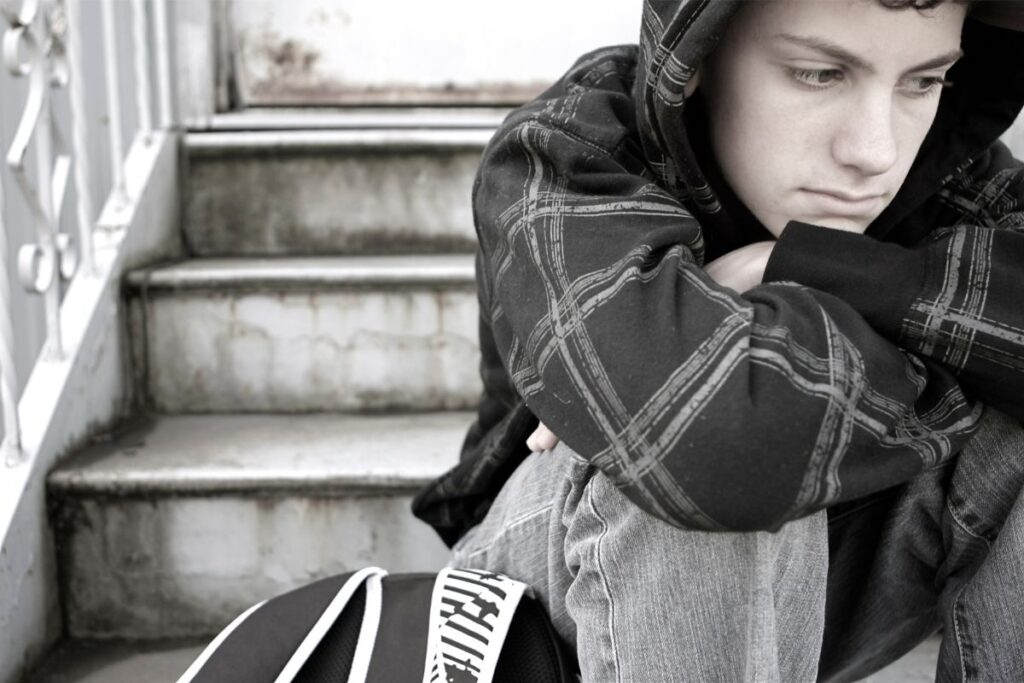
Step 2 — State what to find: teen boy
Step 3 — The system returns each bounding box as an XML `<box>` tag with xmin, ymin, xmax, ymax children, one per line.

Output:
<box><xmin>414</xmin><ymin>0</ymin><xmax>1024</xmax><ymax>679</ymax></box>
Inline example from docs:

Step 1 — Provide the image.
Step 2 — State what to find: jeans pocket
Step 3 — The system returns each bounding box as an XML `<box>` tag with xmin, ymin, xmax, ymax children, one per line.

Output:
<box><xmin>938</xmin><ymin>496</ymin><xmax>992</xmax><ymax>587</ymax></box>
<box><xmin>946</xmin><ymin>407</ymin><xmax>1024</xmax><ymax>543</ymax></box>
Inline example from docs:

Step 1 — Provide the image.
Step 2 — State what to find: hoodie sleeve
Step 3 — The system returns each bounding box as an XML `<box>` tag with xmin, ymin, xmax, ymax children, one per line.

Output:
<box><xmin>764</xmin><ymin>147</ymin><xmax>1024</xmax><ymax>422</ymax></box>
<box><xmin>476</xmin><ymin>98</ymin><xmax>981</xmax><ymax>533</ymax></box>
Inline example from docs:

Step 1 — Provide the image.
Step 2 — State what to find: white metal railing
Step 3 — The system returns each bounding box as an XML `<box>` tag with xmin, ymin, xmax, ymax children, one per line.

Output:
<box><xmin>0</xmin><ymin>143</ymin><xmax>16</xmax><ymax>465</ymax></box>
<box><xmin>1</xmin><ymin>0</ymin><xmax>174</xmax><ymax>466</ymax></box>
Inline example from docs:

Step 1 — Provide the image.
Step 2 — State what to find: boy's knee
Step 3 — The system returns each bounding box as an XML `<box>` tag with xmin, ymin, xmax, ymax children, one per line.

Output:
<box><xmin>571</xmin><ymin>463</ymin><xmax>827</xmax><ymax>572</ymax></box>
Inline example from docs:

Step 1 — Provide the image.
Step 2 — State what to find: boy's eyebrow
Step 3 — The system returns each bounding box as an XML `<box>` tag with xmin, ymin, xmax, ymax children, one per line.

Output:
<box><xmin>774</xmin><ymin>33</ymin><xmax>963</xmax><ymax>74</ymax></box>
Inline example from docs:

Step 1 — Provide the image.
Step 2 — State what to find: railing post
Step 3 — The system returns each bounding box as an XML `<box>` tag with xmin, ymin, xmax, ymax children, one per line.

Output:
<box><xmin>64</xmin><ymin>0</ymin><xmax>96</xmax><ymax>277</ymax></box>
<box><xmin>152</xmin><ymin>0</ymin><xmax>174</xmax><ymax>128</ymax></box>
<box><xmin>100</xmin><ymin>0</ymin><xmax>125</xmax><ymax>204</ymax></box>
<box><xmin>130</xmin><ymin>0</ymin><xmax>152</xmax><ymax>141</ymax></box>
<box><xmin>0</xmin><ymin>153</ymin><xmax>22</xmax><ymax>466</ymax></box>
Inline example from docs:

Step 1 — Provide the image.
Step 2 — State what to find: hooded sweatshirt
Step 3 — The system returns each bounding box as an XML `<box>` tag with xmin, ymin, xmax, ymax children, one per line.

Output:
<box><xmin>413</xmin><ymin>0</ymin><xmax>1024</xmax><ymax>545</ymax></box>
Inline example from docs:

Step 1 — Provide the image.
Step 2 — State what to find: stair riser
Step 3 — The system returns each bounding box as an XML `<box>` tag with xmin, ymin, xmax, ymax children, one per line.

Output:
<box><xmin>131</xmin><ymin>287</ymin><xmax>482</xmax><ymax>412</ymax></box>
<box><xmin>185</xmin><ymin>150</ymin><xmax>481</xmax><ymax>256</ymax></box>
<box><xmin>56</xmin><ymin>493</ymin><xmax>450</xmax><ymax>639</ymax></box>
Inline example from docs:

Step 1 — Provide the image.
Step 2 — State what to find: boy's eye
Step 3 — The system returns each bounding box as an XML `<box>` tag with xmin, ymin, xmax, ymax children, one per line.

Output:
<box><xmin>900</xmin><ymin>76</ymin><xmax>953</xmax><ymax>98</ymax></box>
<box><xmin>789</xmin><ymin>68</ymin><xmax>845</xmax><ymax>88</ymax></box>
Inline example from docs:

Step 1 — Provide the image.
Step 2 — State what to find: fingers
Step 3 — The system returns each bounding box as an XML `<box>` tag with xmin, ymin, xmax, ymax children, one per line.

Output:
<box><xmin>702</xmin><ymin>240</ymin><xmax>775</xmax><ymax>293</ymax></box>
<box><xmin>526</xmin><ymin>422</ymin><xmax>561</xmax><ymax>452</ymax></box>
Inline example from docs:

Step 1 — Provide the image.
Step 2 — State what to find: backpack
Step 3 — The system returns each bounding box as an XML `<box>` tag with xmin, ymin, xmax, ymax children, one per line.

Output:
<box><xmin>177</xmin><ymin>566</ymin><xmax>578</xmax><ymax>683</ymax></box>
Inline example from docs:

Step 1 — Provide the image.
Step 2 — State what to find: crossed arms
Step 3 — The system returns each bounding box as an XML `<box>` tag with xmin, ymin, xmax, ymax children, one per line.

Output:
<box><xmin>528</xmin><ymin>239</ymin><xmax>778</xmax><ymax>452</ymax></box>
<box><xmin>476</xmin><ymin>89</ymin><xmax>1024</xmax><ymax>531</ymax></box>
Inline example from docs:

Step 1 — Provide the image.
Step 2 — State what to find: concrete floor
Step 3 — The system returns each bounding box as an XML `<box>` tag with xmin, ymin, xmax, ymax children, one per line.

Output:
<box><xmin>866</xmin><ymin>636</ymin><xmax>940</xmax><ymax>682</ymax></box>
<box><xmin>28</xmin><ymin>641</ymin><xmax>205</xmax><ymax>683</ymax></box>
<box><xmin>28</xmin><ymin>636</ymin><xmax>941</xmax><ymax>682</ymax></box>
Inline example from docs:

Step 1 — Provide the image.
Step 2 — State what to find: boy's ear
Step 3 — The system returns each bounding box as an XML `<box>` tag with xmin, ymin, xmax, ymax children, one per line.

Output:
<box><xmin>684</xmin><ymin>68</ymin><xmax>701</xmax><ymax>99</ymax></box>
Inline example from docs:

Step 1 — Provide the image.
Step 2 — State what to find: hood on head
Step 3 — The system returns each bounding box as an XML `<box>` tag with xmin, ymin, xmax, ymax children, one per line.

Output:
<box><xmin>634</xmin><ymin>0</ymin><xmax>1024</xmax><ymax>246</ymax></box>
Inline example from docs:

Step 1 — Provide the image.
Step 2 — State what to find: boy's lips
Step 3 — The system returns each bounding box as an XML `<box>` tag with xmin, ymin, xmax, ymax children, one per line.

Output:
<box><xmin>802</xmin><ymin>188</ymin><xmax>885</xmax><ymax>216</ymax></box>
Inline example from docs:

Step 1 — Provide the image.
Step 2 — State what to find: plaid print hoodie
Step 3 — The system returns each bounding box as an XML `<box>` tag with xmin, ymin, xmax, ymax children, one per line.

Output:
<box><xmin>413</xmin><ymin>0</ymin><xmax>1024</xmax><ymax>545</ymax></box>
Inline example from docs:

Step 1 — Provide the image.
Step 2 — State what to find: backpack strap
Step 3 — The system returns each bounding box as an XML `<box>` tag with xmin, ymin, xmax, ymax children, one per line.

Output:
<box><xmin>177</xmin><ymin>567</ymin><xmax>381</xmax><ymax>683</ymax></box>
<box><xmin>273</xmin><ymin>566</ymin><xmax>388</xmax><ymax>683</ymax></box>
<box><xmin>178</xmin><ymin>567</ymin><xmax>534</xmax><ymax>683</ymax></box>
<box><xmin>347</xmin><ymin>570</ymin><xmax>385</xmax><ymax>682</ymax></box>
<box><xmin>422</xmin><ymin>567</ymin><xmax>530</xmax><ymax>683</ymax></box>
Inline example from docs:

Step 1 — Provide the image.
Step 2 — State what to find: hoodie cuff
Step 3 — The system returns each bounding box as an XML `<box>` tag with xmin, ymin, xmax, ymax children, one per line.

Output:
<box><xmin>763</xmin><ymin>222</ymin><xmax>930</xmax><ymax>340</ymax></box>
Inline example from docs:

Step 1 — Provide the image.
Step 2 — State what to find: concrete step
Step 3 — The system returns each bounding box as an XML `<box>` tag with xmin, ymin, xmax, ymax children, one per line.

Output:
<box><xmin>124</xmin><ymin>255</ymin><xmax>481</xmax><ymax>413</ymax></box>
<box><xmin>199</xmin><ymin>107</ymin><xmax>512</xmax><ymax>131</ymax></box>
<box><xmin>47</xmin><ymin>411</ymin><xmax>470</xmax><ymax>639</ymax></box>
<box><xmin>184</xmin><ymin>126</ymin><xmax>493</xmax><ymax>257</ymax></box>
<box><xmin>26</xmin><ymin>635</ymin><xmax>943</xmax><ymax>682</ymax></box>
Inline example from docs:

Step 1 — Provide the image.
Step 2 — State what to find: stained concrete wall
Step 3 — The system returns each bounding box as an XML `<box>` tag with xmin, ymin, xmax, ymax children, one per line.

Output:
<box><xmin>228</xmin><ymin>0</ymin><xmax>644</xmax><ymax>105</ymax></box>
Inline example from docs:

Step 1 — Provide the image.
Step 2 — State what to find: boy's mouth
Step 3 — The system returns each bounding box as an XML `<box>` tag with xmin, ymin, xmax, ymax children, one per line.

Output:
<box><xmin>801</xmin><ymin>188</ymin><xmax>885</xmax><ymax>217</ymax></box>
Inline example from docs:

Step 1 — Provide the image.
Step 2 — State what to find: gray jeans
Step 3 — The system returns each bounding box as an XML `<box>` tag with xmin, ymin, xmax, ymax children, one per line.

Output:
<box><xmin>449</xmin><ymin>409</ymin><xmax>1024</xmax><ymax>682</ymax></box>
<box><xmin>450</xmin><ymin>444</ymin><xmax>829</xmax><ymax>682</ymax></box>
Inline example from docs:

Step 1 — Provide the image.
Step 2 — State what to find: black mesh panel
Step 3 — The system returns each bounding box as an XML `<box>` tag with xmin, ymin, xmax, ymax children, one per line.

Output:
<box><xmin>494</xmin><ymin>597</ymin><xmax>578</xmax><ymax>683</ymax></box>
<box><xmin>295</xmin><ymin>585</ymin><xmax>366</xmax><ymax>683</ymax></box>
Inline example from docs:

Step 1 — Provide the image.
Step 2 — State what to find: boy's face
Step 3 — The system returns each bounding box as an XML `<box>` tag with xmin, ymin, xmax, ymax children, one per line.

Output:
<box><xmin>698</xmin><ymin>0</ymin><xmax>967</xmax><ymax>237</ymax></box>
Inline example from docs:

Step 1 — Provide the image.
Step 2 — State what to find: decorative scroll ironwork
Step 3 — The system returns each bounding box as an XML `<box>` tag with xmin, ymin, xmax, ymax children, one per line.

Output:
<box><xmin>1</xmin><ymin>0</ymin><xmax>171</xmax><ymax>467</ymax></box>
<box><xmin>3</xmin><ymin>0</ymin><xmax>78</xmax><ymax>364</ymax></box>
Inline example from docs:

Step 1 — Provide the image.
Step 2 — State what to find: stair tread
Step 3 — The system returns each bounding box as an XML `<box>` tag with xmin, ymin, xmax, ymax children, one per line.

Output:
<box><xmin>124</xmin><ymin>254</ymin><xmax>476</xmax><ymax>290</ymax></box>
<box><xmin>187</xmin><ymin>127</ymin><xmax>495</xmax><ymax>154</ymax></box>
<box><xmin>49</xmin><ymin>412</ymin><xmax>472</xmax><ymax>495</ymax></box>
<box><xmin>202</xmin><ymin>107</ymin><xmax>511</xmax><ymax>131</ymax></box>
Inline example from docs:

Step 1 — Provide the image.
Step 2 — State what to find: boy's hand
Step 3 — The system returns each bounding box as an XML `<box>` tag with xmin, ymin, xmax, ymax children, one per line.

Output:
<box><xmin>703</xmin><ymin>241</ymin><xmax>775</xmax><ymax>293</ymax></box>
<box><xmin>527</xmin><ymin>421</ymin><xmax>560</xmax><ymax>452</ymax></box>
<box><xmin>971</xmin><ymin>1</ymin><xmax>1024</xmax><ymax>32</ymax></box>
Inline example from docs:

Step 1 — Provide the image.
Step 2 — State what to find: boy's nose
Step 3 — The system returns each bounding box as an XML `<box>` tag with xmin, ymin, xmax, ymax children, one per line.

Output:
<box><xmin>830</xmin><ymin>94</ymin><xmax>898</xmax><ymax>177</ymax></box>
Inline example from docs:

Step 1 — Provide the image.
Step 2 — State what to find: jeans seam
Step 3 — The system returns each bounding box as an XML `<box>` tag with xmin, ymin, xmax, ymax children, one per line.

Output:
<box><xmin>458</xmin><ymin>503</ymin><xmax>555</xmax><ymax>563</ymax></box>
<box><xmin>506</xmin><ymin>502</ymin><xmax>556</xmax><ymax>531</ymax></box>
<box><xmin>951</xmin><ymin>586</ymin><xmax>971</xmax><ymax>682</ymax></box>
<box><xmin>945</xmin><ymin>497</ymin><xmax>993</xmax><ymax>548</ymax></box>
<box><xmin>826</xmin><ymin>489</ymin><xmax>901</xmax><ymax>524</ymax></box>
<box><xmin>585</xmin><ymin>479</ymin><xmax>621</xmax><ymax>683</ymax></box>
